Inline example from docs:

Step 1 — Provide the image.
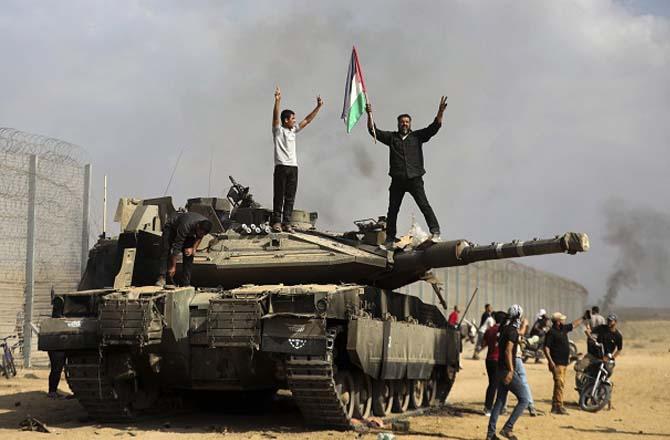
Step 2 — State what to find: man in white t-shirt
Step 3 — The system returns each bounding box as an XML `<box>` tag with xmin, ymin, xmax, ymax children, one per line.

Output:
<box><xmin>271</xmin><ymin>86</ymin><xmax>323</xmax><ymax>233</ymax></box>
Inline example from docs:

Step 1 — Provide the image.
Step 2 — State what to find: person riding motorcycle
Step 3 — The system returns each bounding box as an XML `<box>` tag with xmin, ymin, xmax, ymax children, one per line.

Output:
<box><xmin>575</xmin><ymin>313</ymin><xmax>623</xmax><ymax>383</ymax></box>
<box><xmin>530</xmin><ymin>310</ymin><xmax>550</xmax><ymax>338</ymax></box>
<box><xmin>526</xmin><ymin>310</ymin><xmax>550</xmax><ymax>363</ymax></box>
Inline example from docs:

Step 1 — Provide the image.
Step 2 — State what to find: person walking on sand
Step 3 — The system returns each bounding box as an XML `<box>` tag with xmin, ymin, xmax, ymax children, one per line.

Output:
<box><xmin>481</xmin><ymin>311</ymin><xmax>506</xmax><ymax>416</ymax></box>
<box><xmin>487</xmin><ymin>304</ymin><xmax>530</xmax><ymax>440</ymax></box>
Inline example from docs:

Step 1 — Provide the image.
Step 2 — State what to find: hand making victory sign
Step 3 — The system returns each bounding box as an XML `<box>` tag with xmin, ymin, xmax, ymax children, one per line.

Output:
<box><xmin>436</xmin><ymin>96</ymin><xmax>448</xmax><ymax>124</ymax></box>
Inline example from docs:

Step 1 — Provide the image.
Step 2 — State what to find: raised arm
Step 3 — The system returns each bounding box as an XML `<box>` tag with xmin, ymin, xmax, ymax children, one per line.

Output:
<box><xmin>298</xmin><ymin>95</ymin><xmax>323</xmax><ymax>131</ymax></box>
<box><xmin>273</xmin><ymin>86</ymin><xmax>281</xmax><ymax>128</ymax></box>
<box><xmin>365</xmin><ymin>103</ymin><xmax>392</xmax><ymax>145</ymax></box>
<box><xmin>436</xmin><ymin>95</ymin><xmax>447</xmax><ymax>124</ymax></box>
<box><xmin>414</xmin><ymin>96</ymin><xmax>447</xmax><ymax>143</ymax></box>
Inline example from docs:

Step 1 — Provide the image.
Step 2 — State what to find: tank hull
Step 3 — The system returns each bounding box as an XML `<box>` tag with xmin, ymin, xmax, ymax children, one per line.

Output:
<box><xmin>39</xmin><ymin>284</ymin><xmax>459</xmax><ymax>428</ymax></box>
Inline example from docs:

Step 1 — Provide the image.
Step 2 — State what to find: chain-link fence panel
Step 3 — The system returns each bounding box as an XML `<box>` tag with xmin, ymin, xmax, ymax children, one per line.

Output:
<box><xmin>0</xmin><ymin>128</ymin><xmax>88</xmax><ymax>367</ymax></box>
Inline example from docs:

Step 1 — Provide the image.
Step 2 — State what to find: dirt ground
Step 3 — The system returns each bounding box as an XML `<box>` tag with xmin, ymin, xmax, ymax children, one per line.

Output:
<box><xmin>1</xmin><ymin>320</ymin><xmax>668</xmax><ymax>440</ymax></box>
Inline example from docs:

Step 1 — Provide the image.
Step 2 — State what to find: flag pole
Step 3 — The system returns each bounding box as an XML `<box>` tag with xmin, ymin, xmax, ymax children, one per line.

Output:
<box><xmin>353</xmin><ymin>45</ymin><xmax>376</xmax><ymax>143</ymax></box>
<box><xmin>365</xmin><ymin>91</ymin><xmax>377</xmax><ymax>144</ymax></box>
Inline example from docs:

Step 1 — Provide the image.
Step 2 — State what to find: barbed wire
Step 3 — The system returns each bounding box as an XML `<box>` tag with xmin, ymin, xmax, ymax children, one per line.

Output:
<box><xmin>0</xmin><ymin>127</ymin><xmax>86</xmax><ymax>166</ymax></box>
<box><xmin>0</xmin><ymin>128</ymin><xmax>87</xmax><ymax>289</ymax></box>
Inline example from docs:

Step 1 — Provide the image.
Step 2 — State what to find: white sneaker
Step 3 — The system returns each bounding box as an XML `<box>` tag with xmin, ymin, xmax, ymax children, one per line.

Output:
<box><xmin>429</xmin><ymin>234</ymin><xmax>442</xmax><ymax>243</ymax></box>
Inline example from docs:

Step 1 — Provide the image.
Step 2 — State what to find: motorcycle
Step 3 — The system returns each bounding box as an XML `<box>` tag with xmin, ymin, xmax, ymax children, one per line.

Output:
<box><xmin>576</xmin><ymin>343</ymin><xmax>615</xmax><ymax>412</ymax></box>
<box><xmin>521</xmin><ymin>335</ymin><xmax>579</xmax><ymax>364</ymax></box>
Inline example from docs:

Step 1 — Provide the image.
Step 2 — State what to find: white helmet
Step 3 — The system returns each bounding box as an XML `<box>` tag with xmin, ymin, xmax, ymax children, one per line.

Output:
<box><xmin>508</xmin><ymin>304</ymin><xmax>524</xmax><ymax>319</ymax></box>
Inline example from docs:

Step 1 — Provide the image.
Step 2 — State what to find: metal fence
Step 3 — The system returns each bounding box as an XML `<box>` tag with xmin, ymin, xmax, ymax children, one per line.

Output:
<box><xmin>0</xmin><ymin>128</ymin><xmax>90</xmax><ymax>367</ymax></box>
<box><xmin>401</xmin><ymin>260</ymin><xmax>588</xmax><ymax>325</ymax></box>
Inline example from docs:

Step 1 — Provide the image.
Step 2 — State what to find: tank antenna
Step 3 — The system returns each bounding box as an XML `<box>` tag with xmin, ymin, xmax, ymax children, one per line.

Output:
<box><xmin>458</xmin><ymin>287</ymin><xmax>479</xmax><ymax>327</ymax></box>
<box><xmin>102</xmin><ymin>175</ymin><xmax>108</xmax><ymax>238</ymax></box>
<box><xmin>164</xmin><ymin>147</ymin><xmax>184</xmax><ymax>196</ymax></box>
<box><xmin>208</xmin><ymin>144</ymin><xmax>213</xmax><ymax>197</ymax></box>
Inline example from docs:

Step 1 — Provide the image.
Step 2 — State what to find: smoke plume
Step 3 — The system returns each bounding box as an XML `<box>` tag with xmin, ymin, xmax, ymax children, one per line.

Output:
<box><xmin>351</xmin><ymin>142</ymin><xmax>376</xmax><ymax>178</ymax></box>
<box><xmin>601</xmin><ymin>201</ymin><xmax>670</xmax><ymax>311</ymax></box>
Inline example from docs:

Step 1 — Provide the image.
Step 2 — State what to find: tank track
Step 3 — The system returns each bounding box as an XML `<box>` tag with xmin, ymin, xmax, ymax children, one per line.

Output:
<box><xmin>286</xmin><ymin>355</ymin><xmax>352</xmax><ymax>430</ymax></box>
<box><xmin>65</xmin><ymin>351</ymin><xmax>134</xmax><ymax>422</ymax></box>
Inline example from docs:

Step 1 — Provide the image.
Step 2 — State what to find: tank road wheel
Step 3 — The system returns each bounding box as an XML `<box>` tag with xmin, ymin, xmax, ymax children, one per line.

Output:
<box><xmin>423</xmin><ymin>375</ymin><xmax>438</xmax><ymax>407</ymax></box>
<box><xmin>353</xmin><ymin>372</ymin><xmax>372</xmax><ymax>419</ymax></box>
<box><xmin>409</xmin><ymin>380</ymin><xmax>425</xmax><ymax>409</ymax></box>
<box><xmin>392</xmin><ymin>379</ymin><xmax>410</xmax><ymax>413</ymax></box>
<box><xmin>372</xmin><ymin>379</ymin><xmax>394</xmax><ymax>417</ymax></box>
<box><xmin>334</xmin><ymin>370</ymin><xmax>356</xmax><ymax>419</ymax></box>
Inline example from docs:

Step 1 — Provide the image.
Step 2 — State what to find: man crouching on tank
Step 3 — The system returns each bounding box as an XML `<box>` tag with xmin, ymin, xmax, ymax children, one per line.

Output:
<box><xmin>156</xmin><ymin>211</ymin><xmax>212</xmax><ymax>287</ymax></box>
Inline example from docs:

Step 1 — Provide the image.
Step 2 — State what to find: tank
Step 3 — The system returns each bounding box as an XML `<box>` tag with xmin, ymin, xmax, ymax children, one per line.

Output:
<box><xmin>38</xmin><ymin>177</ymin><xmax>589</xmax><ymax>429</ymax></box>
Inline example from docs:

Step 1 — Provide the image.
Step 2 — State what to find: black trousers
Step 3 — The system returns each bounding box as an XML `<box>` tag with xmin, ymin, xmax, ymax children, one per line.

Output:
<box><xmin>48</xmin><ymin>351</ymin><xmax>66</xmax><ymax>393</ymax></box>
<box><xmin>386</xmin><ymin>176</ymin><xmax>440</xmax><ymax>239</ymax></box>
<box><xmin>485</xmin><ymin>359</ymin><xmax>498</xmax><ymax>410</ymax></box>
<box><xmin>272</xmin><ymin>165</ymin><xmax>298</xmax><ymax>224</ymax></box>
<box><xmin>159</xmin><ymin>225</ymin><xmax>195</xmax><ymax>286</ymax></box>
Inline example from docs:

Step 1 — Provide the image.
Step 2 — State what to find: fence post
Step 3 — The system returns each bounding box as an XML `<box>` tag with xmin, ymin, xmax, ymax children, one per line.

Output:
<box><xmin>81</xmin><ymin>164</ymin><xmax>91</xmax><ymax>276</ymax></box>
<box><xmin>455</xmin><ymin>267</ymin><xmax>460</xmax><ymax>308</ymax></box>
<box><xmin>23</xmin><ymin>154</ymin><xmax>38</xmax><ymax>368</ymax></box>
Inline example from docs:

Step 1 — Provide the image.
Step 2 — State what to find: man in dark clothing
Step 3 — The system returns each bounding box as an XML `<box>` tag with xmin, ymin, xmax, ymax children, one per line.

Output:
<box><xmin>365</xmin><ymin>97</ymin><xmax>447</xmax><ymax>246</ymax></box>
<box><xmin>156</xmin><ymin>211</ymin><xmax>212</xmax><ymax>287</ymax></box>
<box><xmin>487</xmin><ymin>304</ymin><xmax>530</xmax><ymax>440</ymax></box>
<box><xmin>47</xmin><ymin>288</ymin><xmax>66</xmax><ymax>398</ymax></box>
<box><xmin>589</xmin><ymin>315</ymin><xmax>623</xmax><ymax>358</ymax></box>
<box><xmin>543</xmin><ymin>312</ymin><xmax>583</xmax><ymax>414</ymax></box>
<box><xmin>530</xmin><ymin>315</ymin><xmax>550</xmax><ymax>338</ymax></box>
<box><xmin>529</xmin><ymin>311</ymin><xmax>550</xmax><ymax>363</ymax></box>
<box><xmin>481</xmin><ymin>311</ymin><xmax>506</xmax><ymax>415</ymax></box>
<box><xmin>576</xmin><ymin>313</ymin><xmax>623</xmax><ymax>382</ymax></box>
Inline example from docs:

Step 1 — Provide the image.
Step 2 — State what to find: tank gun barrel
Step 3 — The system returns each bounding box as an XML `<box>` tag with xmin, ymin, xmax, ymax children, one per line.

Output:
<box><xmin>394</xmin><ymin>232</ymin><xmax>589</xmax><ymax>273</ymax></box>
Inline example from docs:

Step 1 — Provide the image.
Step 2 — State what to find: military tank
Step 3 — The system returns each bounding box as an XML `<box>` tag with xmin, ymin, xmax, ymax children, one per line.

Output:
<box><xmin>39</xmin><ymin>177</ymin><xmax>589</xmax><ymax>429</ymax></box>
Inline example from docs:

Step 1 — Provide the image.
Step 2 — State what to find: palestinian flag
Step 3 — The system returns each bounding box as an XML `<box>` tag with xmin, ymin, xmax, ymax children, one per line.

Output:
<box><xmin>341</xmin><ymin>46</ymin><xmax>368</xmax><ymax>133</ymax></box>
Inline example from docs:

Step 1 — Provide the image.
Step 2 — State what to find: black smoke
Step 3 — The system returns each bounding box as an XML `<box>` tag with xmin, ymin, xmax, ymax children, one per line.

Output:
<box><xmin>601</xmin><ymin>201</ymin><xmax>670</xmax><ymax>311</ymax></box>
<box><xmin>351</xmin><ymin>141</ymin><xmax>376</xmax><ymax>178</ymax></box>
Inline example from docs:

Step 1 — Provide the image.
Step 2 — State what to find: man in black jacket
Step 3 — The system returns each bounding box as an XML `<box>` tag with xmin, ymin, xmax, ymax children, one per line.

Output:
<box><xmin>366</xmin><ymin>97</ymin><xmax>447</xmax><ymax>246</ymax></box>
<box><xmin>156</xmin><ymin>211</ymin><xmax>212</xmax><ymax>287</ymax></box>
<box><xmin>47</xmin><ymin>287</ymin><xmax>65</xmax><ymax>398</ymax></box>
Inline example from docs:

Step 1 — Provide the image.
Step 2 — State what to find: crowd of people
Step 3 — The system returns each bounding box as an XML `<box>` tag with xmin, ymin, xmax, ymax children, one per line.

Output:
<box><xmin>474</xmin><ymin>304</ymin><xmax>623</xmax><ymax>440</ymax></box>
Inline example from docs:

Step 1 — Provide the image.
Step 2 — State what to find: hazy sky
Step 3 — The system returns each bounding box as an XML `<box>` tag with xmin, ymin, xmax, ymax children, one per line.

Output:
<box><xmin>1</xmin><ymin>0</ymin><xmax>668</xmax><ymax>306</ymax></box>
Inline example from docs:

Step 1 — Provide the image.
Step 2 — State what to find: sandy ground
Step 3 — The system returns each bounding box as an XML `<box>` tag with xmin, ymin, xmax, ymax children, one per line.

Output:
<box><xmin>1</xmin><ymin>320</ymin><xmax>669</xmax><ymax>440</ymax></box>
